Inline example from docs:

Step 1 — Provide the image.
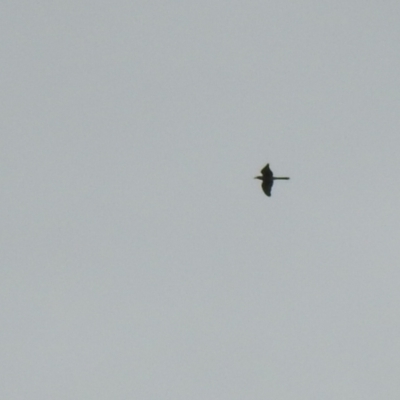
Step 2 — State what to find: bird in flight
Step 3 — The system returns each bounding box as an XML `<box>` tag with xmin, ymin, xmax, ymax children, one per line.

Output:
<box><xmin>255</xmin><ymin>163</ymin><xmax>290</xmax><ymax>197</ymax></box>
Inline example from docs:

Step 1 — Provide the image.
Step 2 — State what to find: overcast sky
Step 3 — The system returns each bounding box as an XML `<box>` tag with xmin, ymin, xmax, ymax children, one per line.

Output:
<box><xmin>2</xmin><ymin>1</ymin><xmax>400</xmax><ymax>399</ymax></box>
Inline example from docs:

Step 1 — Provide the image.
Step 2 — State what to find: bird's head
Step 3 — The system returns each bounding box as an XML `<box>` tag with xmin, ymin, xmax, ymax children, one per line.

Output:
<box><xmin>254</xmin><ymin>176</ymin><xmax>263</xmax><ymax>180</ymax></box>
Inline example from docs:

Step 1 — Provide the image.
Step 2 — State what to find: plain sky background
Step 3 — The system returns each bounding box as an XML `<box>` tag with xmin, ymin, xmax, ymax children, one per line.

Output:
<box><xmin>2</xmin><ymin>1</ymin><xmax>400</xmax><ymax>399</ymax></box>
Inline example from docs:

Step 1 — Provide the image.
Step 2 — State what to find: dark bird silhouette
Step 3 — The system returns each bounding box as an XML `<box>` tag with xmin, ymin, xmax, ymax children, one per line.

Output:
<box><xmin>255</xmin><ymin>164</ymin><xmax>290</xmax><ymax>197</ymax></box>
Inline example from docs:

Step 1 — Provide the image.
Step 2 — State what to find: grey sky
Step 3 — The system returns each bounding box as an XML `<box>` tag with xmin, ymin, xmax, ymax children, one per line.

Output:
<box><xmin>2</xmin><ymin>1</ymin><xmax>400</xmax><ymax>399</ymax></box>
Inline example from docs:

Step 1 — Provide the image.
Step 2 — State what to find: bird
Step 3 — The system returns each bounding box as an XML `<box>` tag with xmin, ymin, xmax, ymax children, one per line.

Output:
<box><xmin>255</xmin><ymin>163</ymin><xmax>290</xmax><ymax>197</ymax></box>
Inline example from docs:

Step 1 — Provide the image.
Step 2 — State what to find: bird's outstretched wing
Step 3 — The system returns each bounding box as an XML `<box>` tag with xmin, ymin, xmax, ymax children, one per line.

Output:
<box><xmin>262</xmin><ymin>180</ymin><xmax>273</xmax><ymax>197</ymax></box>
<box><xmin>261</xmin><ymin>163</ymin><xmax>273</xmax><ymax>178</ymax></box>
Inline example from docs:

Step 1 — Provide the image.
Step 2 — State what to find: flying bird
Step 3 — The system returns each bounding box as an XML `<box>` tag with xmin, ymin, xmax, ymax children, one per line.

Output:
<box><xmin>255</xmin><ymin>163</ymin><xmax>290</xmax><ymax>197</ymax></box>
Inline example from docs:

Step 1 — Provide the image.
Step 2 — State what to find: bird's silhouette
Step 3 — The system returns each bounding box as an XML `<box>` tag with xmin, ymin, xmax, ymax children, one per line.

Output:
<box><xmin>255</xmin><ymin>164</ymin><xmax>290</xmax><ymax>197</ymax></box>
